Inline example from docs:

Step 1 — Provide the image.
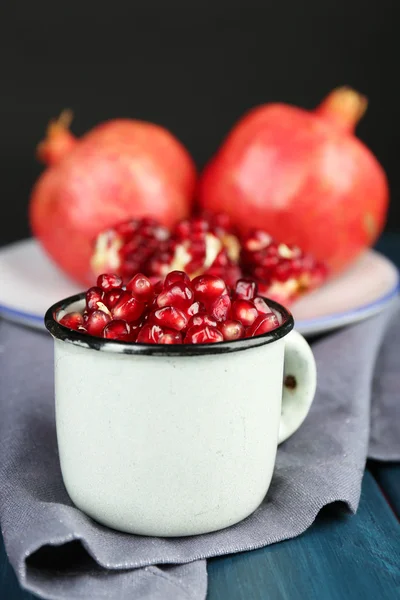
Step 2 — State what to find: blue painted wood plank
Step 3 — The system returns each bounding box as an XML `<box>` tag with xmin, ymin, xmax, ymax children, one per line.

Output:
<box><xmin>372</xmin><ymin>463</ymin><xmax>400</xmax><ymax>518</ymax></box>
<box><xmin>207</xmin><ymin>471</ymin><xmax>400</xmax><ymax>600</ymax></box>
<box><xmin>0</xmin><ymin>536</ymin><xmax>36</xmax><ymax>600</ymax></box>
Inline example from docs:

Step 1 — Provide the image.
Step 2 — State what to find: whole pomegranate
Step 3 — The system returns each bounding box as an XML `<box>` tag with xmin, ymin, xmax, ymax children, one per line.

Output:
<box><xmin>30</xmin><ymin>112</ymin><xmax>197</xmax><ymax>284</ymax></box>
<box><xmin>198</xmin><ymin>87</ymin><xmax>389</xmax><ymax>274</ymax></box>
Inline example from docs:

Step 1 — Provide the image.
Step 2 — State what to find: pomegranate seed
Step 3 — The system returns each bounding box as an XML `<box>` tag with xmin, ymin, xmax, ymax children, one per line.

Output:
<box><xmin>86</xmin><ymin>286</ymin><xmax>104</xmax><ymax>311</ymax></box>
<box><xmin>59</xmin><ymin>312</ymin><xmax>85</xmax><ymax>331</ymax></box>
<box><xmin>210</xmin><ymin>294</ymin><xmax>231</xmax><ymax>322</ymax></box>
<box><xmin>157</xmin><ymin>282</ymin><xmax>194</xmax><ymax>310</ymax></box>
<box><xmin>159</xmin><ymin>330</ymin><xmax>183</xmax><ymax>344</ymax></box>
<box><xmin>112</xmin><ymin>294</ymin><xmax>145</xmax><ymax>322</ymax></box>
<box><xmin>191</xmin><ymin>275</ymin><xmax>227</xmax><ymax>304</ymax></box>
<box><xmin>247</xmin><ymin>314</ymin><xmax>280</xmax><ymax>337</ymax></box>
<box><xmin>136</xmin><ymin>323</ymin><xmax>164</xmax><ymax>344</ymax></box>
<box><xmin>150</xmin><ymin>306</ymin><xmax>188</xmax><ymax>331</ymax></box>
<box><xmin>164</xmin><ymin>270</ymin><xmax>191</xmax><ymax>287</ymax></box>
<box><xmin>235</xmin><ymin>279</ymin><xmax>258</xmax><ymax>301</ymax></box>
<box><xmin>231</xmin><ymin>300</ymin><xmax>258</xmax><ymax>327</ymax></box>
<box><xmin>243</xmin><ymin>230</ymin><xmax>273</xmax><ymax>252</ymax></box>
<box><xmin>103</xmin><ymin>289</ymin><xmax>123</xmax><ymax>309</ymax></box>
<box><xmin>97</xmin><ymin>273</ymin><xmax>123</xmax><ymax>291</ymax></box>
<box><xmin>218</xmin><ymin>320</ymin><xmax>245</xmax><ymax>341</ymax></box>
<box><xmin>184</xmin><ymin>325</ymin><xmax>224</xmax><ymax>344</ymax></box>
<box><xmin>187</xmin><ymin>301</ymin><xmax>204</xmax><ymax>316</ymax></box>
<box><xmin>188</xmin><ymin>314</ymin><xmax>218</xmax><ymax>329</ymax></box>
<box><xmin>126</xmin><ymin>274</ymin><xmax>154</xmax><ymax>302</ymax></box>
<box><xmin>103</xmin><ymin>320</ymin><xmax>130</xmax><ymax>340</ymax></box>
<box><xmin>253</xmin><ymin>296</ymin><xmax>273</xmax><ymax>315</ymax></box>
<box><xmin>86</xmin><ymin>310</ymin><xmax>111</xmax><ymax>337</ymax></box>
<box><xmin>153</xmin><ymin>279</ymin><xmax>164</xmax><ymax>294</ymax></box>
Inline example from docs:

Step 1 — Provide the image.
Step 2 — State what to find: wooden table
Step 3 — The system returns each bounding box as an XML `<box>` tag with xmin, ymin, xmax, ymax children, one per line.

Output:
<box><xmin>1</xmin><ymin>235</ymin><xmax>400</xmax><ymax>600</ymax></box>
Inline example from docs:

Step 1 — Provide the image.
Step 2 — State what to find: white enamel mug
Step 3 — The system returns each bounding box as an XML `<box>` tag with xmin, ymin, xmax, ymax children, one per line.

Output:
<box><xmin>45</xmin><ymin>294</ymin><xmax>316</xmax><ymax>537</ymax></box>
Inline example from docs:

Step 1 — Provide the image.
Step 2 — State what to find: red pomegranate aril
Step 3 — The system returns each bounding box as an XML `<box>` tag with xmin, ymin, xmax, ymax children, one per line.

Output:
<box><xmin>231</xmin><ymin>299</ymin><xmax>258</xmax><ymax>327</ymax></box>
<box><xmin>218</xmin><ymin>320</ymin><xmax>245</xmax><ymax>341</ymax></box>
<box><xmin>210</xmin><ymin>294</ymin><xmax>231</xmax><ymax>322</ymax></box>
<box><xmin>235</xmin><ymin>279</ymin><xmax>258</xmax><ymax>300</ymax></box>
<box><xmin>150</xmin><ymin>306</ymin><xmax>188</xmax><ymax>331</ymax></box>
<box><xmin>86</xmin><ymin>286</ymin><xmax>104</xmax><ymax>311</ymax></box>
<box><xmin>247</xmin><ymin>313</ymin><xmax>280</xmax><ymax>337</ymax></box>
<box><xmin>103</xmin><ymin>289</ymin><xmax>123</xmax><ymax>309</ymax></box>
<box><xmin>136</xmin><ymin>323</ymin><xmax>164</xmax><ymax>344</ymax></box>
<box><xmin>186</xmin><ymin>301</ymin><xmax>204</xmax><ymax>316</ymax></box>
<box><xmin>157</xmin><ymin>282</ymin><xmax>194</xmax><ymax>310</ymax></box>
<box><xmin>86</xmin><ymin>309</ymin><xmax>111</xmax><ymax>336</ymax></box>
<box><xmin>59</xmin><ymin>312</ymin><xmax>85</xmax><ymax>330</ymax></box>
<box><xmin>188</xmin><ymin>314</ymin><xmax>218</xmax><ymax>329</ymax></box>
<box><xmin>184</xmin><ymin>324</ymin><xmax>224</xmax><ymax>344</ymax></box>
<box><xmin>112</xmin><ymin>294</ymin><xmax>145</xmax><ymax>322</ymax></box>
<box><xmin>164</xmin><ymin>270</ymin><xmax>191</xmax><ymax>287</ymax></box>
<box><xmin>103</xmin><ymin>319</ymin><xmax>130</xmax><ymax>340</ymax></box>
<box><xmin>191</xmin><ymin>275</ymin><xmax>227</xmax><ymax>304</ymax></box>
<box><xmin>253</xmin><ymin>296</ymin><xmax>273</xmax><ymax>314</ymax></box>
<box><xmin>126</xmin><ymin>273</ymin><xmax>154</xmax><ymax>302</ymax></box>
<box><xmin>159</xmin><ymin>330</ymin><xmax>183</xmax><ymax>344</ymax></box>
<box><xmin>97</xmin><ymin>273</ymin><xmax>123</xmax><ymax>291</ymax></box>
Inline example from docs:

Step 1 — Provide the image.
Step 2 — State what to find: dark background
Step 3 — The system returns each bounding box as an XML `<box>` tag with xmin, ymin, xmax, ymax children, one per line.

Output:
<box><xmin>0</xmin><ymin>0</ymin><xmax>398</xmax><ymax>247</ymax></box>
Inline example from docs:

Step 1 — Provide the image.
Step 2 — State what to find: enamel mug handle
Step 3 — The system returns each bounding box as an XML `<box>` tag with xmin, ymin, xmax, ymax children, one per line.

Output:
<box><xmin>279</xmin><ymin>330</ymin><xmax>317</xmax><ymax>444</ymax></box>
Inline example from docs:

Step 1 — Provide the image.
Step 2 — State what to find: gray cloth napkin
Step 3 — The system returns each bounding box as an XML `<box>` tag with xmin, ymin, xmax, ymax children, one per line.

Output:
<box><xmin>1</xmin><ymin>305</ymin><xmax>399</xmax><ymax>600</ymax></box>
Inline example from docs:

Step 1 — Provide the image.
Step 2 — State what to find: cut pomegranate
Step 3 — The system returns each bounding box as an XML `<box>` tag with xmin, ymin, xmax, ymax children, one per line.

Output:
<box><xmin>91</xmin><ymin>218</ymin><xmax>170</xmax><ymax>282</ymax></box>
<box><xmin>97</xmin><ymin>273</ymin><xmax>123</xmax><ymax>291</ymax></box>
<box><xmin>184</xmin><ymin>324</ymin><xmax>224</xmax><ymax>344</ymax></box>
<box><xmin>90</xmin><ymin>211</ymin><xmax>326</xmax><ymax>305</ymax></box>
<box><xmin>103</xmin><ymin>320</ymin><xmax>130</xmax><ymax>340</ymax></box>
<box><xmin>86</xmin><ymin>310</ymin><xmax>112</xmax><ymax>336</ymax></box>
<box><xmin>231</xmin><ymin>299</ymin><xmax>258</xmax><ymax>327</ymax></box>
<box><xmin>241</xmin><ymin>231</ymin><xmax>328</xmax><ymax>304</ymax></box>
<box><xmin>59</xmin><ymin>312</ymin><xmax>85</xmax><ymax>331</ymax></box>
<box><xmin>218</xmin><ymin>320</ymin><xmax>245</xmax><ymax>341</ymax></box>
<box><xmin>148</xmin><ymin>212</ymin><xmax>241</xmax><ymax>283</ymax></box>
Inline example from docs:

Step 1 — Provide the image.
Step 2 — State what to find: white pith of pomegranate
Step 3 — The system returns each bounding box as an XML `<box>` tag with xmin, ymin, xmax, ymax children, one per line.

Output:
<box><xmin>58</xmin><ymin>273</ymin><xmax>282</xmax><ymax>344</ymax></box>
<box><xmin>90</xmin><ymin>212</ymin><xmax>327</xmax><ymax>305</ymax></box>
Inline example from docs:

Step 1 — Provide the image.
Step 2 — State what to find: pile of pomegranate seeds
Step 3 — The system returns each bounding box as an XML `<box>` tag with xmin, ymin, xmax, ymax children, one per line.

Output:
<box><xmin>58</xmin><ymin>272</ymin><xmax>282</xmax><ymax>344</ymax></box>
<box><xmin>91</xmin><ymin>212</ymin><xmax>327</xmax><ymax>306</ymax></box>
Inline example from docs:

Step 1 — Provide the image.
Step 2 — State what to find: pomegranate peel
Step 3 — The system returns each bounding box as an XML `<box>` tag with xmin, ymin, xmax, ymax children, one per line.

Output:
<box><xmin>198</xmin><ymin>87</ymin><xmax>389</xmax><ymax>274</ymax></box>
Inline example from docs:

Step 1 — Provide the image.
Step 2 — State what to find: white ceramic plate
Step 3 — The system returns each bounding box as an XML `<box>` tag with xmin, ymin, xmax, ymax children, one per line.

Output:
<box><xmin>0</xmin><ymin>239</ymin><xmax>398</xmax><ymax>336</ymax></box>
